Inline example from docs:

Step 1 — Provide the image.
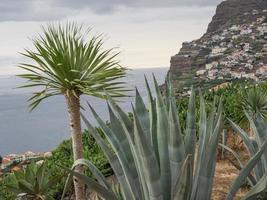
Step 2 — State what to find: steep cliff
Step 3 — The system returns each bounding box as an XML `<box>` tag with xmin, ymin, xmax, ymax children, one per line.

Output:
<box><xmin>169</xmin><ymin>0</ymin><xmax>267</xmax><ymax>91</ymax></box>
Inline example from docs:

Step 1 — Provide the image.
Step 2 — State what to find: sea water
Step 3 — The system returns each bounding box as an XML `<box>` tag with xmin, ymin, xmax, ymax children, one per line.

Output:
<box><xmin>0</xmin><ymin>67</ymin><xmax>168</xmax><ymax>155</ymax></box>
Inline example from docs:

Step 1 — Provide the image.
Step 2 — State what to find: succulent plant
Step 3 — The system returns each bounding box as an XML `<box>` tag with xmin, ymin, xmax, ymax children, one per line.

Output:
<box><xmin>224</xmin><ymin>111</ymin><xmax>267</xmax><ymax>200</ymax></box>
<box><xmin>5</xmin><ymin>162</ymin><xmax>61</xmax><ymax>200</ymax></box>
<box><xmin>61</xmin><ymin>76</ymin><xmax>224</xmax><ymax>200</ymax></box>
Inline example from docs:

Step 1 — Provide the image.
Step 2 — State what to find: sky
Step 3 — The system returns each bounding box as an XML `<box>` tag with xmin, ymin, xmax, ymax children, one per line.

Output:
<box><xmin>0</xmin><ymin>0</ymin><xmax>223</xmax><ymax>75</ymax></box>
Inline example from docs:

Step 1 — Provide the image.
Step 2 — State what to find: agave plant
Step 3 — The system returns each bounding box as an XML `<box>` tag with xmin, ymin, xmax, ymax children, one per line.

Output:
<box><xmin>5</xmin><ymin>162</ymin><xmax>61</xmax><ymax>200</ymax></box>
<box><xmin>223</xmin><ymin>111</ymin><xmax>267</xmax><ymax>199</ymax></box>
<box><xmin>61</xmin><ymin>76</ymin><xmax>226</xmax><ymax>200</ymax></box>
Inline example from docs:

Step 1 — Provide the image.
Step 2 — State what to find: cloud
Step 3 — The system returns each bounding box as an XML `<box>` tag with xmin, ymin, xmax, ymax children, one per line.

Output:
<box><xmin>58</xmin><ymin>0</ymin><xmax>223</xmax><ymax>10</ymax></box>
<box><xmin>0</xmin><ymin>4</ymin><xmax>215</xmax><ymax>74</ymax></box>
<box><xmin>0</xmin><ymin>0</ymin><xmax>223</xmax><ymax>21</ymax></box>
<box><xmin>0</xmin><ymin>0</ymin><xmax>74</xmax><ymax>21</ymax></box>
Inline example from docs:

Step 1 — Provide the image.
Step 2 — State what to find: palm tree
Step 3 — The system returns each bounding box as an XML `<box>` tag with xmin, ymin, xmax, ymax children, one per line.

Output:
<box><xmin>239</xmin><ymin>85</ymin><xmax>267</xmax><ymax>134</ymax></box>
<box><xmin>240</xmin><ymin>86</ymin><xmax>267</xmax><ymax>119</ymax></box>
<box><xmin>18</xmin><ymin>23</ymin><xmax>128</xmax><ymax>200</ymax></box>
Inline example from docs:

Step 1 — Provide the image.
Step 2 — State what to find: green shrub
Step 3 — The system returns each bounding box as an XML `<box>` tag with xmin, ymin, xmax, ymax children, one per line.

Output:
<box><xmin>177</xmin><ymin>81</ymin><xmax>267</xmax><ymax>130</ymax></box>
<box><xmin>5</xmin><ymin>162</ymin><xmax>61</xmax><ymax>200</ymax></box>
<box><xmin>0</xmin><ymin>131</ymin><xmax>111</xmax><ymax>200</ymax></box>
<box><xmin>0</xmin><ymin>176</ymin><xmax>16</xmax><ymax>199</ymax></box>
<box><xmin>45</xmin><ymin>131</ymin><xmax>111</xmax><ymax>198</ymax></box>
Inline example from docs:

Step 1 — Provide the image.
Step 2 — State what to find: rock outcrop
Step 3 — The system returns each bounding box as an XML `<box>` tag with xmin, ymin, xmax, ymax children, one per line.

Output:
<box><xmin>168</xmin><ymin>0</ymin><xmax>267</xmax><ymax>91</ymax></box>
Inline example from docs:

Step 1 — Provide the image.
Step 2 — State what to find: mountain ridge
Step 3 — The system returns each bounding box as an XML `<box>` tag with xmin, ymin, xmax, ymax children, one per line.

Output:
<box><xmin>168</xmin><ymin>0</ymin><xmax>267</xmax><ymax>92</ymax></box>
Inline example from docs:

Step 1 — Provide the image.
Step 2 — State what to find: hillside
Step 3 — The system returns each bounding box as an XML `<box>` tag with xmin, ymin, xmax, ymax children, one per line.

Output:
<box><xmin>168</xmin><ymin>0</ymin><xmax>267</xmax><ymax>92</ymax></box>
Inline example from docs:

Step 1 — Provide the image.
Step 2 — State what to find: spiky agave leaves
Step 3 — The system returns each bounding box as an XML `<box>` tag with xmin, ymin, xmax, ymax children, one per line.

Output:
<box><xmin>226</xmin><ymin>140</ymin><xmax>267</xmax><ymax>200</ymax></box>
<box><xmin>222</xmin><ymin>111</ymin><xmax>267</xmax><ymax>200</ymax></box>
<box><xmin>61</xmin><ymin>77</ymin><xmax>224</xmax><ymax>200</ymax></box>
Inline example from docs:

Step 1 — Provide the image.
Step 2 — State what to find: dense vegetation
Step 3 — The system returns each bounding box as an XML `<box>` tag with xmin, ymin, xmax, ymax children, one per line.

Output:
<box><xmin>46</xmin><ymin>131</ymin><xmax>112</xmax><ymax>198</ymax></box>
<box><xmin>0</xmin><ymin>132</ymin><xmax>111</xmax><ymax>199</ymax></box>
<box><xmin>62</xmin><ymin>78</ymin><xmax>224</xmax><ymax>200</ymax></box>
<box><xmin>178</xmin><ymin>80</ymin><xmax>267</xmax><ymax>130</ymax></box>
<box><xmin>61</xmin><ymin>78</ymin><xmax>267</xmax><ymax>200</ymax></box>
<box><xmin>1</xmin><ymin>80</ymin><xmax>267</xmax><ymax>199</ymax></box>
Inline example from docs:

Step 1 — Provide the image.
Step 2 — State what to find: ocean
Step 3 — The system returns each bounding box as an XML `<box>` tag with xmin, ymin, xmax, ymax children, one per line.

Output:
<box><xmin>0</xmin><ymin>67</ymin><xmax>168</xmax><ymax>156</ymax></box>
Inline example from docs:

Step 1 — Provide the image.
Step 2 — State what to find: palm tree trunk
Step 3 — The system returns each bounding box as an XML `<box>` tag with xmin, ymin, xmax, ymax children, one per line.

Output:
<box><xmin>65</xmin><ymin>91</ymin><xmax>85</xmax><ymax>200</ymax></box>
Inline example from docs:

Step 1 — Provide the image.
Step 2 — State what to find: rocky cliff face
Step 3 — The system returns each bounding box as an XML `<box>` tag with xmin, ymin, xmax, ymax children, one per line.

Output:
<box><xmin>169</xmin><ymin>0</ymin><xmax>267</xmax><ymax>91</ymax></box>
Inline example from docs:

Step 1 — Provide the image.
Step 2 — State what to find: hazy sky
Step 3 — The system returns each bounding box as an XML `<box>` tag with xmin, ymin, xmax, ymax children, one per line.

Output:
<box><xmin>0</xmin><ymin>0</ymin><xmax>223</xmax><ymax>75</ymax></box>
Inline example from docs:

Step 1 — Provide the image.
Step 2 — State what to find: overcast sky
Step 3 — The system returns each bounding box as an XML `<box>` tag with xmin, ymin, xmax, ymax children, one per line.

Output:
<box><xmin>0</xmin><ymin>0</ymin><xmax>223</xmax><ymax>75</ymax></box>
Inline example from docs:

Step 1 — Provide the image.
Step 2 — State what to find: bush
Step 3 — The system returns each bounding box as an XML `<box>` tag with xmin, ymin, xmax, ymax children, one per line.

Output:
<box><xmin>45</xmin><ymin>130</ymin><xmax>112</xmax><ymax>198</ymax></box>
<box><xmin>0</xmin><ymin>175</ymin><xmax>16</xmax><ymax>199</ymax></box>
<box><xmin>177</xmin><ymin>81</ymin><xmax>267</xmax><ymax>131</ymax></box>
<box><xmin>0</xmin><ymin>130</ymin><xmax>111</xmax><ymax>200</ymax></box>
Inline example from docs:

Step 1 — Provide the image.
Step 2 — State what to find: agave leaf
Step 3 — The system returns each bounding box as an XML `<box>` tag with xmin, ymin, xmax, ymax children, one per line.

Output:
<box><xmin>132</xmin><ymin>106</ymin><xmax>163</xmax><ymax>200</ymax></box>
<box><xmin>14</xmin><ymin>170</ymin><xmax>25</xmax><ymax>180</ymax></box>
<box><xmin>60</xmin><ymin>173</ymin><xmax>72</xmax><ymax>200</ymax></box>
<box><xmin>226</xmin><ymin>140</ymin><xmax>267</xmax><ymax>200</ymax></box>
<box><xmin>72</xmin><ymin>159</ymin><xmax>111</xmax><ymax>189</ymax></box>
<box><xmin>18</xmin><ymin>180</ymin><xmax>35</xmax><ymax>194</ymax></box>
<box><xmin>253</xmin><ymin>112</ymin><xmax>267</xmax><ymax>171</ymax></box>
<box><xmin>165</xmin><ymin>74</ymin><xmax>174</xmax><ymax>112</ymax></box>
<box><xmin>42</xmin><ymin>173</ymin><xmax>63</xmax><ymax>194</ymax></box>
<box><xmin>206</xmin><ymin>97</ymin><xmax>217</xmax><ymax>140</ymax></box>
<box><xmin>25</xmin><ymin>163</ymin><xmax>36</xmax><ymax>184</ymax></box>
<box><xmin>195</xmin><ymin>104</ymin><xmax>223</xmax><ymax>200</ymax></box>
<box><xmin>135</xmin><ymin>88</ymin><xmax>150</xmax><ymax>137</ymax></box>
<box><xmin>5</xmin><ymin>175</ymin><xmax>21</xmax><ymax>194</ymax></box>
<box><xmin>144</xmin><ymin>76</ymin><xmax>158</xmax><ymax>161</ymax></box>
<box><xmin>191</xmin><ymin>90</ymin><xmax>207</xmax><ymax>200</ymax></box>
<box><xmin>184</xmin><ymin>88</ymin><xmax>196</xmax><ymax>169</ymax></box>
<box><xmin>169</xmin><ymin>92</ymin><xmax>185</xmax><ymax>190</ymax></box>
<box><xmin>105</xmin><ymin>102</ymin><xmax>147</xmax><ymax>199</ymax></box>
<box><xmin>241</xmin><ymin>171</ymin><xmax>267</xmax><ymax>200</ymax></box>
<box><xmin>153</xmin><ymin>74</ymin><xmax>171</xmax><ymax>199</ymax></box>
<box><xmin>81</xmin><ymin>114</ymin><xmax>137</xmax><ymax>200</ymax></box>
<box><xmin>107</xmin><ymin>104</ymin><xmax>138</xmax><ymax>177</ymax></box>
<box><xmin>173</xmin><ymin>155</ymin><xmax>193</xmax><ymax>200</ymax></box>
<box><xmin>228</xmin><ymin>119</ymin><xmax>263</xmax><ymax>180</ymax></box>
<box><xmin>107</xmin><ymin>95</ymin><xmax>134</xmax><ymax>140</ymax></box>
<box><xmin>107</xmin><ymin>102</ymin><xmax>147</xmax><ymax>199</ymax></box>
<box><xmin>221</xmin><ymin>130</ymin><xmax>227</xmax><ymax>159</ymax></box>
<box><xmin>219</xmin><ymin>144</ymin><xmax>256</xmax><ymax>186</ymax></box>
<box><xmin>87</xmin><ymin>103</ymin><xmax>133</xmax><ymax>171</ymax></box>
<box><xmin>244</xmin><ymin>111</ymin><xmax>262</xmax><ymax>145</ymax></box>
<box><xmin>4</xmin><ymin>185</ymin><xmax>22</xmax><ymax>194</ymax></box>
<box><xmin>36</xmin><ymin>163</ymin><xmax>46</xmax><ymax>192</ymax></box>
<box><xmin>61</xmin><ymin>165</ymin><xmax>118</xmax><ymax>200</ymax></box>
<box><xmin>228</xmin><ymin>119</ymin><xmax>256</xmax><ymax>156</ymax></box>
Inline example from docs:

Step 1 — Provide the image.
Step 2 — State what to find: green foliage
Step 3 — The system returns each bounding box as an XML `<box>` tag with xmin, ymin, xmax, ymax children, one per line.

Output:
<box><xmin>239</xmin><ymin>86</ymin><xmax>267</xmax><ymax>124</ymax></box>
<box><xmin>177</xmin><ymin>81</ymin><xmax>267</xmax><ymax>130</ymax></box>
<box><xmin>61</xmin><ymin>77</ymin><xmax>225</xmax><ymax>200</ymax></box>
<box><xmin>0</xmin><ymin>131</ymin><xmax>112</xmax><ymax>199</ymax></box>
<box><xmin>45</xmin><ymin>131</ymin><xmax>111</xmax><ymax>198</ymax></box>
<box><xmin>18</xmin><ymin>22</ymin><xmax>128</xmax><ymax>110</ymax></box>
<box><xmin>0</xmin><ymin>176</ymin><xmax>17</xmax><ymax>199</ymax></box>
<box><xmin>5</xmin><ymin>162</ymin><xmax>61</xmax><ymax>200</ymax></box>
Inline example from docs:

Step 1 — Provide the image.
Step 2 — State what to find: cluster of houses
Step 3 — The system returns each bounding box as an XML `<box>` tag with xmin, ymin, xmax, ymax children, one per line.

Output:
<box><xmin>192</xmin><ymin>9</ymin><xmax>267</xmax><ymax>83</ymax></box>
<box><xmin>0</xmin><ymin>151</ymin><xmax>51</xmax><ymax>176</ymax></box>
